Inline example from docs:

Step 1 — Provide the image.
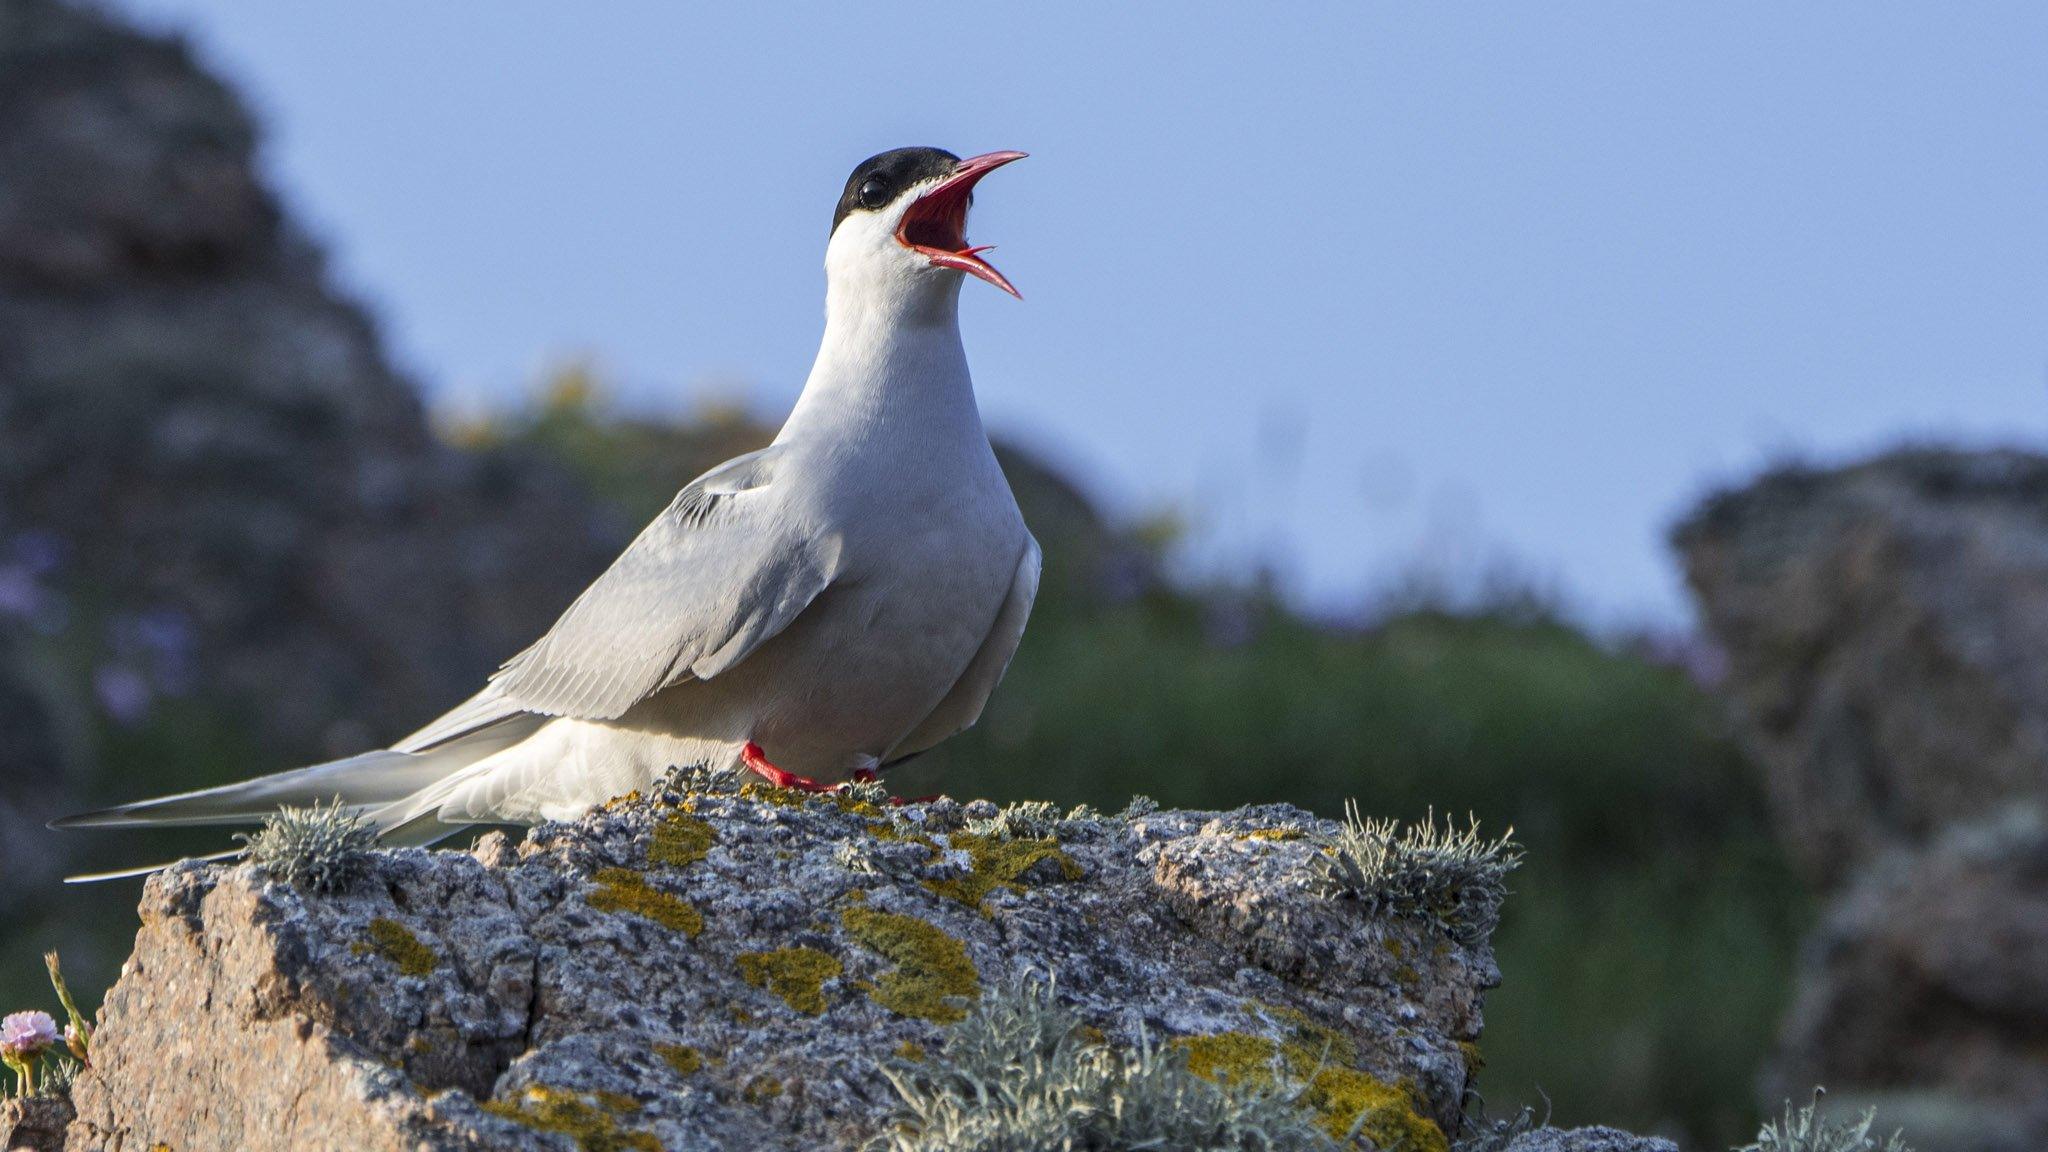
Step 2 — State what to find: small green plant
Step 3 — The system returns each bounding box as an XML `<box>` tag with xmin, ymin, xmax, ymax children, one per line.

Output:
<box><xmin>964</xmin><ymin>800</ymin><xmax>1061</xmax><ymax>840</ymax></box>
<box><xmin>871</xmin><ymin>979</ymin><xmax>1339</xmax><ymax>1152</ymax></box>
<box><xmin>1</xmin><ymin>950</ymin><xmax>94</xmax><ymax>1099</ymax></box>
<box><xmin>661</xmin><ymin>761</ymin><xmax>745</xmax><ymax>797</ymax></box>
<box><xmin>234</xmin><ymin>797</ymin><xmax>379</xmax><ymax>893</ymax></box>
<box><xmin>1738</xmin><ymin>1093</ymin><xmax>1912</xmax><ymax>1152</ymax></box>
<box><xmin>1316</xmin><ymin>804</ymin><xmax>1523</xmax><ymax>945</ymax></box>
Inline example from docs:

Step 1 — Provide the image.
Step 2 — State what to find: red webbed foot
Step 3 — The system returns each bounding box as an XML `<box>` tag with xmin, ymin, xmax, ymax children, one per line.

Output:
<box><xmin>741</xmin><ymin>741</ymin><xmax>840</xmax><ymax>793</ymax></box>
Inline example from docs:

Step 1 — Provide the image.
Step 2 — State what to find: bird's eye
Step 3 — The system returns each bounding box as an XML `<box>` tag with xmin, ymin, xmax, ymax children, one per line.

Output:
<box><xmin>857</xmin><ymin>178</ymin><xmax>890</xmax><ymax>209</ymax></box>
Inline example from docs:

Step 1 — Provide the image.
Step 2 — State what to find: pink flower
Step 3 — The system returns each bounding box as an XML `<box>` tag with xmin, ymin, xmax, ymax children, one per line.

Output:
<box><xmin>0</xmin><ymin>1012</ymin><xmax>59</xmax><ymax>1058</ymax></box>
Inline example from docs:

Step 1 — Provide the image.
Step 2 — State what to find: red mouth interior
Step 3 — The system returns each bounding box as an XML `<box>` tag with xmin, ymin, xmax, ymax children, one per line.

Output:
<box><xmin>898</xmin><ymin>181</ymin><xmax>972</xmax><ymax>254</ymax></box>
<box><xmin>894</xmin><ymin>155</ymin><xmax>1021</xmax><ymax>298</ymax></box>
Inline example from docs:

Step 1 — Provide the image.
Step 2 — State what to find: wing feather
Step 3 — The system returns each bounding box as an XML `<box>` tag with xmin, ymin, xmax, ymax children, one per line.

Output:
<box><xmin>482</xmin><ymin>445</ymin><xmax>838</xmax><ymax>721</ymax></box>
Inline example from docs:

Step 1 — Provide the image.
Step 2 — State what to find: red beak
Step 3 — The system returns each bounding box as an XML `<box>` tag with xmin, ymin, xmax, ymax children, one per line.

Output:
<box><xmin>895</xmin><ymin>150</ymin><xmax>1028</xmax><ymax>298</ymax></box>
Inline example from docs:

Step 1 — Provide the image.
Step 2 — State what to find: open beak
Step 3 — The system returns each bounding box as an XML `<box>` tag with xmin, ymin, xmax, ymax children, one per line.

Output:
<box><xmin>895</xmin><ymin>150</ymin><xmax>1028</xmax><ymax>299</ymax></box>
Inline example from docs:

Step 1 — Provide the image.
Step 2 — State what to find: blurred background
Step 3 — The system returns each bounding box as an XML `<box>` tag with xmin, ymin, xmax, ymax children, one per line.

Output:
<box><xmin>3</xmin><ymin>1</ymin><xmax>2046</xmax><ymax>1147</ymax></box>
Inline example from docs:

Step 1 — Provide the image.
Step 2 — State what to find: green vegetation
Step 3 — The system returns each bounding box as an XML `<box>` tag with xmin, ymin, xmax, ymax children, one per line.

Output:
<box><xmin>876</xmin><ymin>980</ymin><xmax>1338</xmax><ymax>1152</ymax></box>
<box><xmin>1740</xmin><ymin>1094</ymin><xmax>1913</xmax><ymax>1152</ymax></box>
<box><xmin>236</xmin><ymin>799</ymin><xmax>379</xmax><ymax>893</ymax></box>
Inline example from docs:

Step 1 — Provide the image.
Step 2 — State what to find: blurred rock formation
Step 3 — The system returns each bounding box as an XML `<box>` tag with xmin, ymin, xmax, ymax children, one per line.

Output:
<box><xmin>1678</xmin><ymin>448</ymin><xmax>2048</xmax><ymax>1150</ymax></box>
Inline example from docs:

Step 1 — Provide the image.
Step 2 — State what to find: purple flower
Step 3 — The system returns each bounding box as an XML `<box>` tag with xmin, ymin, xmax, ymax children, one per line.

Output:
<box><xmin>0</xmin><ymin>1012</ymin><xmax>59</xmax><ymax>1059</ymax></box>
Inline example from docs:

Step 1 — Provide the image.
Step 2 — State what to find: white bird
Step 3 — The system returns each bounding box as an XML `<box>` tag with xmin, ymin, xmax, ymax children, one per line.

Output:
<box><xmin>57</xmin><ymin>147</ymin><xmax>1040</xmax><ymax>876</ymax></box>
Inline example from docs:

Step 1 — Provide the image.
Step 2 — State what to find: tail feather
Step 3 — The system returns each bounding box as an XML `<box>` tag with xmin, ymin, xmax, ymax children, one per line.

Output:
<box><xmin>55</xmin><ymin>715</ymin><xmax>544</xmax><ymax>883</ymax></box>
<box><xmin>50</xmin><ymin>716</ymin><xmax>544</xmax><ymax>830</ymax></box>
<box><xmin>63</xmin><ymin>848</ymin><xmax>244</xmax><ymax>885</ymax></box>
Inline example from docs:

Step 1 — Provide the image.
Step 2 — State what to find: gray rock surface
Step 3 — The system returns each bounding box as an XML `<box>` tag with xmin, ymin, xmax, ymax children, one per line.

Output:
<box><xmin>1499</xmin><ymin>1126</ymin><xmax>1678</xmax><ymax>1152</ymax></box>
<box><xmin>1</xmin><ymin>1098</ymin><xmax>74</xmax><ymax>1152</ymax></box>
<box><xmin>63</xmin><ymin>786</ymin><xmax>1503</xmax><ymax>1151</ymax></box>
<box><xmin>1763</xmin><ymin>807</ymin><xmax>2048</xmax><ymax>1151</ymax></box>
<box><xmin>1675</xmin><ymin>448</ymin><xmax>2048</xmax><ymax>890</ymax></box>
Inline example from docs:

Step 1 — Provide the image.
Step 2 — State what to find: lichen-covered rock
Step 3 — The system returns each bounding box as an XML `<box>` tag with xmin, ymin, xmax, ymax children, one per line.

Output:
<box><xmin>1497</xmin><ymin>1127</ymin><xmax>1678</xmax><ymax>1152</ymax></box>
<box><xmin>64</xmin><ymin>788</ymin><xmax>1507</xmax><ymax>1151</ymax></box>
<box><xmin>1763</xmin><ymin>806</ymin><xmax>2048</xmax><ymax>1151</ymax></box>
<box><xmin>1675</xmin><ymin>449</ymin><xmax>2048</xmax><ymax>890</ymax></box>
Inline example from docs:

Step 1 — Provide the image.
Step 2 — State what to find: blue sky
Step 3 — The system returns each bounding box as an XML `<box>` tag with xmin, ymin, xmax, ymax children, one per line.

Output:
<box><xmin>117</xmin><ymin>1</ymin><xmax>2048</xmax><ymax>624</ymax></box>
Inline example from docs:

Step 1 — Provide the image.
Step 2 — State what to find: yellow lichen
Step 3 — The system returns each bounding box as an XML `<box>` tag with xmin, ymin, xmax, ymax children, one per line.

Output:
<box><xmin>655</xmin><ymin>1043</ymin><xmax>703</xmax><ymax>1077</ymax></box>
<box><xmin>736</xmin><ymin>946</ymin><xmax>843</xmax><ymax>1015</ymax></box>
<box><xmin>353</xmin><ymin>917</ymin><xmax>438</xmax><ymax>977</ymax></box>
<box><xmin>921</xmin><ymin>833</ymin><xmax>1082</xmax><ymax>910</ymax></box>
<box><xmin>1176</xmin><ymin>1031</ymin><xmax>1448</xmax><ymax>1152</ymax></box>
<box><xmin>649</xmin><ymin>813</ymin><xmax>716</xmax><ymax>868</ymax></box>
<box><xmin>894</xmin><ymin>1040</ymin><xmax>926</xmax><ymax>1062</ymax></box>
<box><xmin>840</xmin><ymin>904</ymin><xmax>981</xmax><ymax>1023</ymax></box>
<box><xmin>483</xmin><ymin>1085</ymin><xmax>661</xmax><ymax>1152</ymax></box>
<box><xmin>742</xmin><ymin>1075</ymin><xmax>783</xmax><ymax>1104</ymax></box>
<box><xmin>1246</xmin><ymin>827</ymin><xmax>1305</xmax><ymax>842</ymax></box>
<box><xmin>587</xmin><ymin>868</ymin><xmax>704</xmax><ymax>937</ymax></box>
<box><xmin>1458</xmin><ymin>1040</ymin><xmax>1485</xmax><ymax>1076</ymax></box>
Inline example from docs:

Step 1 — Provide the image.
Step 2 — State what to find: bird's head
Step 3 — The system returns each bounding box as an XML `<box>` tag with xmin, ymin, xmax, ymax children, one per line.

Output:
<box><xmin>825</xmin><ymin>147</ymin><xmax>1027</xmax><ymax>315</ymax></box>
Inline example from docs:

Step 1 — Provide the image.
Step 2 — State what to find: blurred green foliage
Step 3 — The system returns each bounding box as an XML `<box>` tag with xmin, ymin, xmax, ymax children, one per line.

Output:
<box><xmin>9</xmin><ymin>375</ymin><xmax>1806</xmax><ymax>1148</ymax></box>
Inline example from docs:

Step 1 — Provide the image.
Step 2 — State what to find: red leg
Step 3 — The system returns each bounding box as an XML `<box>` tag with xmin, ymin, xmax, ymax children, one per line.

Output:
<box><xmin>740</xmin><ymin>741</ymin><xmax>840</xmax><ymax>793</ymax></box>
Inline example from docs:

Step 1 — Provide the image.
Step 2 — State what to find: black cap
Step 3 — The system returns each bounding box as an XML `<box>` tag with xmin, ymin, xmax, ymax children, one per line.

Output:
<box><xmin>831</xmin><ymin>147</ymin><xmax>959</xmax><ymax>235</ymax></box>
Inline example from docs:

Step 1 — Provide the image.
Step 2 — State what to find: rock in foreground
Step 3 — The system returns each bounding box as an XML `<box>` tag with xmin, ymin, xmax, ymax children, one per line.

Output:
<box><xmin>64</xmin><ymin>785</ymin><xmax>1506</xmax><ymax>1151</ymax></box>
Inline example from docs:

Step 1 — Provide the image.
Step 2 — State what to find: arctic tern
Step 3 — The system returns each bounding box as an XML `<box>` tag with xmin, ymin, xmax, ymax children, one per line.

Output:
<box><xmin>56</xmin><ymin>147</ymin><xmax>1039</xmax><ymax>876</ymax></box>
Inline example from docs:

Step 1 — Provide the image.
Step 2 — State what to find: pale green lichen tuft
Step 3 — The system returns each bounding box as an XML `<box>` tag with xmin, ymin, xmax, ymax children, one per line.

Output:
<box><xmin>649</xmin><ymin>813</ymin><xmax>716</xmax><ymax>868</ymax></box>
<box><xmin>235</xmin><ymin>798</ymin><xmax>378</xmax><ymax>893</ymax></box>
<box><xmin>1314</xmin><ymin>803</ymin><xmax>1522</xmax><ymax>945</ymax></box>
<box><xmin>872</xmin><ymin>979</ymin><xmax>1338</xmax><ymax>1152</ymax></box>
<box><xmin>588</xmin><ymin>867</ymin><xmax>704</xmax><ymax>937</ymax></box>
<box><xmin>1116</xmin><ymin>795</ymin><xmax>1160</xmax><ymax>820</ymax></box>
<box><xmin>963</xmin><ymin>800</ymin><xmax>1062</xmax><ymax>840</ymax></box>
<box><xmin>484</xmin><ymin>1085</ymin><xmax>660</xmax><ymax>1152</ymax></box>
<box><xmin>352</xmin><ymin>917</ymin><xmax>438</xmax><ymax>977</ymax></box>
<box><xmin>737</xmin><ymin>946</ymin><xmax>843</xmax><ymax>1015</ymax></box>
<box><xmin>663</xmin><ymin>761</ymin><xmax>745</xmax><ymax>797</ymax></box>
<box><xmin>1738</xmin><ymin>1093</ymin><xmax>1914</xmax><ymax>1152</ymax></box>
<box><xmin>841</xmin><ymin>903</ymin><xmax>980</xmax><ymax>1023</ymax></box>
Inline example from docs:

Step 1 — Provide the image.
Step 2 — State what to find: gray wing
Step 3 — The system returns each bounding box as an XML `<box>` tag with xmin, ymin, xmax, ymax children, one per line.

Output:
<box><xmin>885</xmin><ymin>534</ymin><xmax>1040</xmax><ymax>762</ymax></box>
<box><xmin>398</xmin><ymin>445</ymin><xmax>839</xmax><ymax>751</ymax></box>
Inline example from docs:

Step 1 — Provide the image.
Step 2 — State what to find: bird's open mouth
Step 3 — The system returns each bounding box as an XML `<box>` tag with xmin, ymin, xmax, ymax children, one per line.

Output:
<box><xmin>896</xmin><ymin>150</ymin><xmax>1027</xmax><ymax>299</ymax></box>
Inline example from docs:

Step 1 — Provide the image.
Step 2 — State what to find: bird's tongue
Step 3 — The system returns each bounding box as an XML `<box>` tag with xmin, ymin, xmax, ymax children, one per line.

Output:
<box><xmin>897</xmin><ymin>150</ymin><xmax>1027</xmax><ymax>298</ymax></box>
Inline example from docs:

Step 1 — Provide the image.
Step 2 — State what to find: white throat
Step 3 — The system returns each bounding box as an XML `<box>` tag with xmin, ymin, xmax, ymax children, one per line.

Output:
<box><xmin>779</xmin><ymin>226</ymin><xmax>981</xmax><ymax>444</ymax></box>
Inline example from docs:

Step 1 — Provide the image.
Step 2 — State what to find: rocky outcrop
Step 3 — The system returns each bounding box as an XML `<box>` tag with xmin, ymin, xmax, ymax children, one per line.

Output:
<box><xmin>1675</xmin><ymin>448</ymin><xmax>2048</xmax><ymax>890</ymax></box>
<box><xmin>1677</xmin><ymin>448</ymin><xmax>2048</xmax><ymax>1150</ymax></box>
<box><xmin>1763</xmin><ymin>806</ymin><xmax>2048</xmax><ymax>1151</ymax></box>
<box><xmin>56</xmin><ymin>783</ymin><xmax>1512</xmax><ymax>1152</ymax></box>
<box><xmin>0</xmin><ymin>0</ymin><xmax>621</xmax><ymax>921</ymax></box>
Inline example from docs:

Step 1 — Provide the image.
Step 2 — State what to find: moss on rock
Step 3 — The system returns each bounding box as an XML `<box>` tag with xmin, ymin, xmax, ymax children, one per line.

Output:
<box><xmin>1177</xmin><ymin>1030</ymin><xmax>1449</xmax><ymax>1152</ymax></box>
<box><xmin>351</xmin><ymin>918</ymin><xmax>438</xmax><ymax>977</ymax></box>
<box><xmin>483</xmin><ymin>1085</ymin><xmax>660</xmax><ymax>1152</ymax></box>
<box><xmin>921</xmin><ymin>832</ymin><xmax>1082</xmax><ymax>910</ymax></box>
<box><xmin>737</xmin><ymin>946</ymin><xmax>843</xmax><ymax>1015</ymax></box>
<box><xmin>649</xmin><ymin>813</ymin><xmax>716</xmax><ymax>868</ymax></box>
<box><xmin>840</xmin><ymin>903</ymin><xmax>980</xmax><ymax>1023</ymax></box>
<box><xmin>588</xmin><ymin>867</ymin><xmax>704</xmax><ymax>937</ymax></box>
<box><xmin>654</xmin><ymin>1043</ymin><xmax>704</xmax><ymax>1077</ymax></box>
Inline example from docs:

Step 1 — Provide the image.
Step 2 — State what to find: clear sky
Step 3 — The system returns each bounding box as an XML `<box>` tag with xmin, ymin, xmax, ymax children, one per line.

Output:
<box><xmin>115</xmin><ymin>1</ymin><xmax>2048</xmax><ymax>625</ymax></box>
